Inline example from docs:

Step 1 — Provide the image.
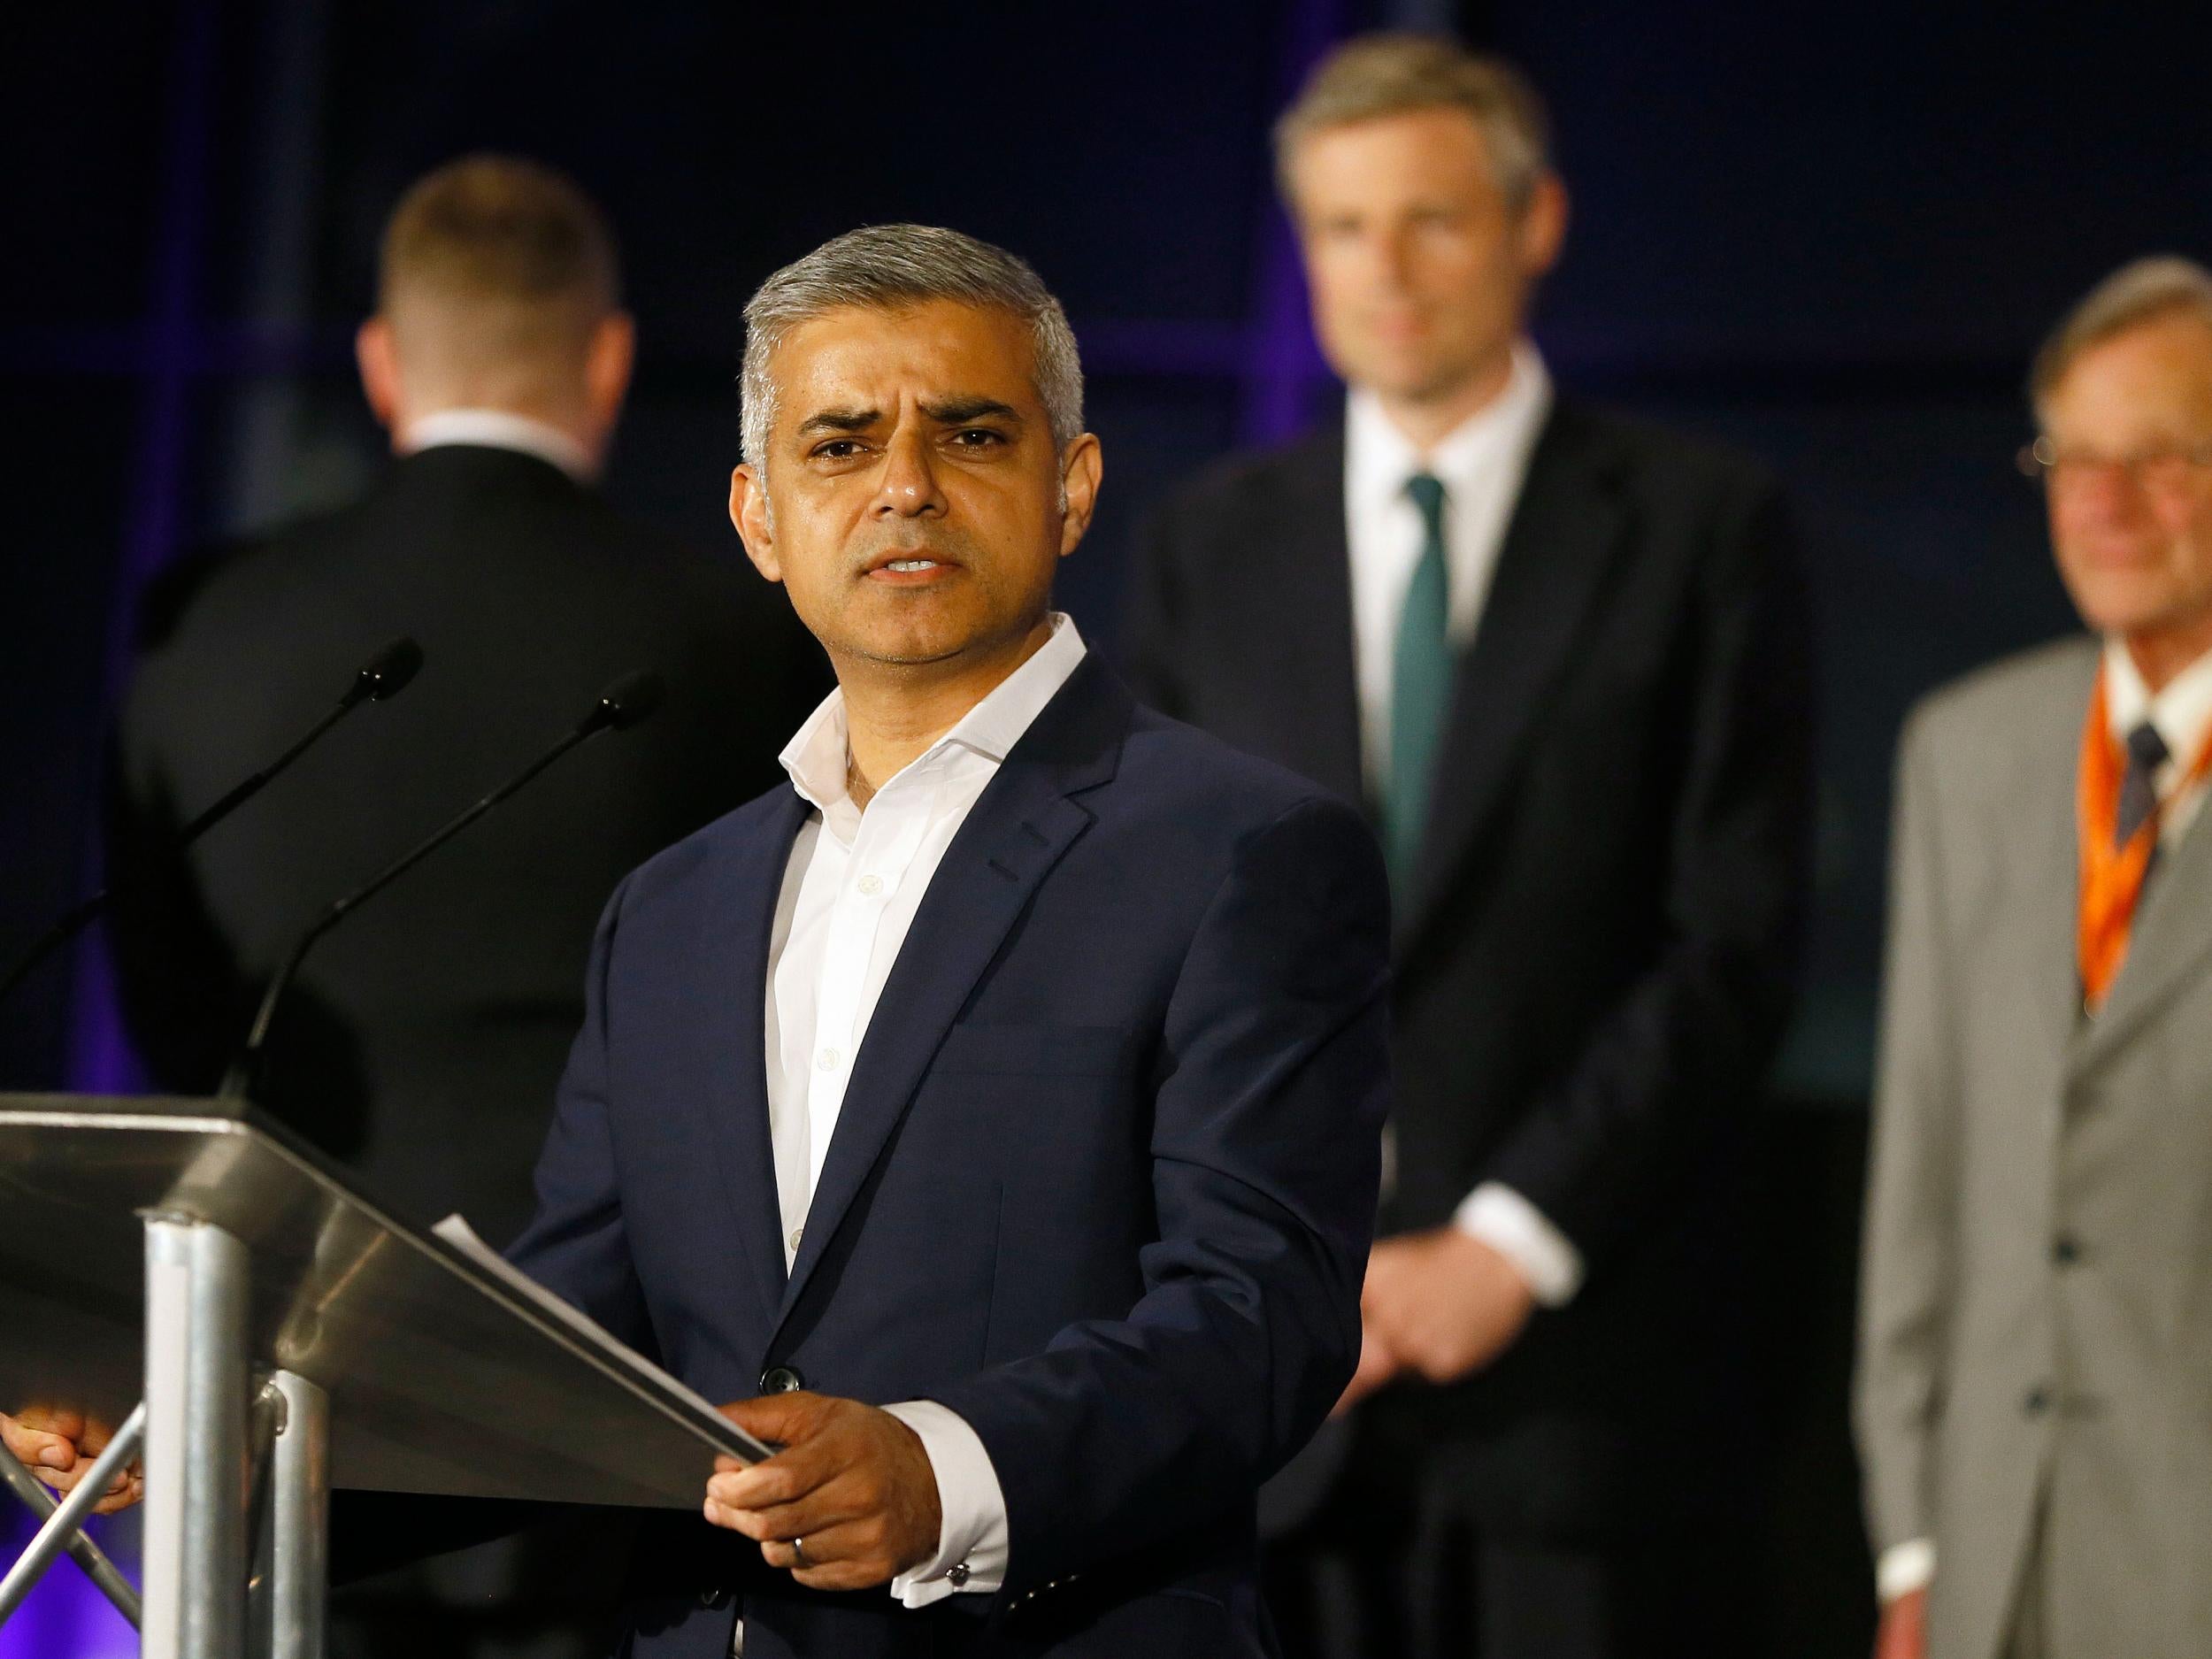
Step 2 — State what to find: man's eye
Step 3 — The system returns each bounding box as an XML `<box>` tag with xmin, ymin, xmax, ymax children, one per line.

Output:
<box><xmin>811</xmin><ymin>439</ymin><xmax>866</xmax><ymax>460</ymax></box>
<box><xmin>949</xmin><ymin>428</ymin><xmax>1006</xmax><ymax>449</ymax></box>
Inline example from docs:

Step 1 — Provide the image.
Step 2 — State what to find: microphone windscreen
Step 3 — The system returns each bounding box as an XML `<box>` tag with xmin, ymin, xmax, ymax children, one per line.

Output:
<box><xmin>593</xmin><ymin>670</ymin><xmax>664</xmax><ymax>732</ymax></box>
<box><xmin>355</xmin><ymin>638</ymin><xmax>425</xmax><ymax>703</ymax></box>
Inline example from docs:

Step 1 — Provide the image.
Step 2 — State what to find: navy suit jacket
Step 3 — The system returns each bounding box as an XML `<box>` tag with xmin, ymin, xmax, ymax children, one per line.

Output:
<box><xmin>504</xmin><ymin>656</ymin><xmax>1391</xmax><ymax>1658</ymax></box>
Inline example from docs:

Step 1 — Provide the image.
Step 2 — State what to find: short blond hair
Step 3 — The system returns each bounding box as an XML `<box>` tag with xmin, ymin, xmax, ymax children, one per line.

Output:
<box><xmin>1274</xmin><ymin>33</ymin><xmax>1552</xmax><ymax>211</ymax></box>
<box><xmin>378</xmin><ymin>155</ymin><xmax>619</xmax><ymax>398</ymax></box>
<box><xmin>2032</xmin><ymin>255</ymin><xmax>2212</xmax><ymax>409</ymax></box>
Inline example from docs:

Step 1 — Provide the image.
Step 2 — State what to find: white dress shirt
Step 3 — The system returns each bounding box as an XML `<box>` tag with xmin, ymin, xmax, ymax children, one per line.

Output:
<box><xmin>1344</xmin><ymin>337</ymin><xmax>1553</xmax><ymax>800</ymax></box>
<box><xmin>1877</xmin><ymin>633</ymin><xmax>2212</xmax><ymax>1609</ymax></box>
<box><xmin>399</xmin><ymin>407</ymin><xmax>596</xmax><ymax>481</ymax></box>
<box><xmin>753</xmin><ymin>614</ymin><xmax>1085</xmax><ymax>1631</ymax></box>
<box><xmin>1341</xmin><ymin>342</ymin><xmax>1586</xmax><ymax>1310</ymax></box>
<box><xmin>2104</xmin><ymin>634</ymin><xmax>2212</xmax><ymax>849</ymax></box>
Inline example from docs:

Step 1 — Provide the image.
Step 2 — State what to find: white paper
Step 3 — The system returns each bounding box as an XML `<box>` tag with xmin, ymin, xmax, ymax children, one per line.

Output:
<box><xmin>431</xmin><ymin>1213</ymin><xmax>771</xmax><ymax>1463</ymax></box>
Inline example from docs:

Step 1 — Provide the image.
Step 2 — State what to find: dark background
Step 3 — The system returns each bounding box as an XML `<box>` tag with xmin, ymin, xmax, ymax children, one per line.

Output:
<box><xmin>3</xmin><ymin>1</ymin><xmax>2205</xmax><ymax>1653</ymax></box>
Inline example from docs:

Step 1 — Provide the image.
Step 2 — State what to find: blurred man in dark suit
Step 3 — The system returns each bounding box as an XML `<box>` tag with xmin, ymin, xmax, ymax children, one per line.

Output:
<box><xmin>1125</xmin><ymin>35</ymin><xmax>1816</xmax><ymax>1659</ymax></box>
<box><xmin>104</xmin><ymin>154</ymin><xmax>822</xmax><ymax>1658</ymax></box>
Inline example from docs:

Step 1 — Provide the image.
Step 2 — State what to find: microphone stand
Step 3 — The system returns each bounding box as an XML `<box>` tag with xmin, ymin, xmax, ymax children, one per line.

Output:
<box><xmin>220</xmin><ymin>671</ymin><xmax>662</xmax><ymax>1102</ymax></box>
<box><xmin>0</xmin><ymin>639</ymin><xmax>423</xmax><ymax>1005</ymax></box>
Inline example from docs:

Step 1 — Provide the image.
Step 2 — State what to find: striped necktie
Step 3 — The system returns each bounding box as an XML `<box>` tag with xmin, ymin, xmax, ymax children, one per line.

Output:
<box><xmin>1386</xmin><ymin>472</ymin><xmax>1452</xmax><ymax>895</ymax></box>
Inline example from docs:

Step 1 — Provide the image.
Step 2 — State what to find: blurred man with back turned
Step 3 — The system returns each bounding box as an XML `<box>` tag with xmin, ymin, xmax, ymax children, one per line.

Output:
<box><xmin>102</xmin><ymin>154</ymin><xmax>819</xmax><ymax>1657</ymax></box>
<box><xmin>1126</xmin><ymin>35</ymin><xmax>1816</xmax><ymax>1659</ymax></box>
<box><xmin>1856</xmin><ymin>257</ymin><xmax>2212</xmax><ymax>1659</ymax></box>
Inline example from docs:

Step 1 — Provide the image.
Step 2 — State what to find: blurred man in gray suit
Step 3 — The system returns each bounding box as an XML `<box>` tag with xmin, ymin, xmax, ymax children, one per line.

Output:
<box><xmin>1857</xmin><ymin>257</ymin><xmax>2212</xmax><ymax>1659</ymax></box>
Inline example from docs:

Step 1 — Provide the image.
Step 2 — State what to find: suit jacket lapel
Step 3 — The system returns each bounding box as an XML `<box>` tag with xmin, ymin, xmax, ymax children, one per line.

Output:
<box><xmin>2075</xmin><ymin>799</ymin><xmax>2212</xmax><ymax>1071</ymax></box>
<box><xmin>690</xmin><ymin>789</ymin><xmax>809</xmax><ymax>1326</ymax></box>
<box><xmin>1396</xmin><ymin>403</ymin><xmax>1627</xmax><ymax>957</ymax></box>
<box><xmin>2009</xmin><ymin>694</ymin><xmax>2092</xmax><ymax>1093</ymax></box>
<box><xmin>1257</xmin><ymin>429</ymin><xmax>1366</xmax><ymax>810</ymax></box>
<box><xmin>771</xmin><ymin>659</ymin><xmax>1130</xmax><ymax>1331</ymax></box>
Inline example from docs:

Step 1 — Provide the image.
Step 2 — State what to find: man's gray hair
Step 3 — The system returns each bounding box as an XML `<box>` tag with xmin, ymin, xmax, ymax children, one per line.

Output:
<box><xmin>2032</xmin><ymin>254</ymin><xmax>2212</xmax><ymax>409</ymax></box>
<box><xmin>740</xmin><ymin>224</ymin><xmax>1084</xmax><ymax>469</ymax></box>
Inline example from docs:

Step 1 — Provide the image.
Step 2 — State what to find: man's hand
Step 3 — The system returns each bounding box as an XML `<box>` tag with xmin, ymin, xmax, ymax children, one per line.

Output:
<box><xmin>704</xmin><ymin>1393</ymin><xmax>941</xmax><ymax>1593</ymax></box>
<box><xmin>1</xmin><ymin>1408</ymin><xmax>143</xmax><ymax>1515</ymax></box>
<box><xmin>1873</xmin><ymin>1587</ymin><xmax>1927</xmax><ymax>1659</ymax></box>
<box><xmin>1361</xmin><ymin>1227</ymin><xmax>1536</xmax><ymax>1385</ymax></box>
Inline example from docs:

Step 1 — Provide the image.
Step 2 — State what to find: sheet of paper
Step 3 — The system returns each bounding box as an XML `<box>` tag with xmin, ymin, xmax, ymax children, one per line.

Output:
<box><xmin>432</xmin><ymin>1213</ymin><xmax>772</xmax><ymax>1464</ymax></box>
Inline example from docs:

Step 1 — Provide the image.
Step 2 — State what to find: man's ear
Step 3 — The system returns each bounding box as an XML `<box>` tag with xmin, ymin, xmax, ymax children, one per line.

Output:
<box><xmin>1517</xmin><ymin>172</ymin><xmax>1569</xmax><ymax>280</ymax></box>
<box><xmin>584</xmin><ymin>311</ymin><xmax>636</xmax><ymax>435</ymax></box>
<box><xmin>1057</xmin><ymin>434</ymin><xmax>1104</xmax><ymax>557</ymax></box>
<box><xmin>730</xmin><ymin>464</ymin><xmax>783</xmax><ymax>583</ymax></box>
<box><xmin>356</xmin><ymin>318</ymin><xmax>403</xmax><ymax>438</ymax></box>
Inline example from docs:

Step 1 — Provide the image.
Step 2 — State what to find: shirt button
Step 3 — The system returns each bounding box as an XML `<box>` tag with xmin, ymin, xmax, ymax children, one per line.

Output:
<box><xmin>2053</xmin><ymin>1236</ymin><xmax>2082</xmax><ymax>1266</ymax></box>
<box><xmin>946</xmin><ymin>1563</ymin><xmax>971</xmax><ymax>1587</ymax></box>
<box><xmin>2024</xmin><ymin>1386</ymin><xmax>2052</xmax><ymax>1416</ymax></box>
<box><xmin>759</xmin><ymin>1365</ymin><xmax>804</xmax><ymax>1394</ymax></box>
<box><xmin>816</xmin><ymin>1048</ymin><xmax>841</xmax><ymax>1072</ymax></box>
<box><xmin>857</xmin><ymin>873</ymin><xmax>883</xmax><ymax>896</ymax></box>
<box><xmin>788</xmin><ymin>1227</ymin><xmax>804</xmax><ymax>1253</ymax></box>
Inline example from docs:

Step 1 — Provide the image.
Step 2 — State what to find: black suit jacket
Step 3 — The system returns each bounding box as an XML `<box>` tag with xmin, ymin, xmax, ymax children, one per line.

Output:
<box><xmin>107</xmin><ymin>443</ymin><xmax>827</xmax><ymax>1244</ymax></box>
<box><xmin>1125</xmin><ymin>398</ymin><xmax>1816</xmax><ymax>1538</ymax></box>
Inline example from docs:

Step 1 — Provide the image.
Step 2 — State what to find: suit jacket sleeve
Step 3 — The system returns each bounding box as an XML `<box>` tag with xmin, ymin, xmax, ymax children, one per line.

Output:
<box><xmin>503</xmin><ymin>874</ymin><xmax>655</xmax><ymax>1356</ymax></box>
<box><xmin>1477</xmin><ymin>477</ymin><xmax>1816</xmax><ymax>1263</ymax></box>
<box><xmin>1853</xmin><ymin>707</ymin><xmax>1958</xmax><ymax>1555</ymax></box>
<box><xmin>103</xmin><ymin>717</ymin><xmax>261</xmax><ymax>1096</ymax></box>
<box><xmin>927</xmin><ymin>795</ymin><xmax>1390</xmax><ymax>1604</ymax></box>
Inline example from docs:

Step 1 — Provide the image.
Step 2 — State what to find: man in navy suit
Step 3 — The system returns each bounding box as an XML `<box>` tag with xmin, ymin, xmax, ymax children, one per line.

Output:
<box><xmin>521</xmin><ymin>221</ymin><xmax>1393</xmax><ymax>1657</ymax></box>
<box><xmin>7</xmin><ymin>222</ymin><xmax>1389</xmax><ymax>1657</ymax></box>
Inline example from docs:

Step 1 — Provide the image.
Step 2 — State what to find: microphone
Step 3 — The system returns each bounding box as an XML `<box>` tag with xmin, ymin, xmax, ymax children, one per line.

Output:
<box><xmin>219</xmin><ymin>669</ymin><xmax>665</xmax><ymax>1101</ymax></box>
<box><xmin>0</xmin><ymin>637</ymin><xmax>425</xmax><ymax>1005</ymax></box>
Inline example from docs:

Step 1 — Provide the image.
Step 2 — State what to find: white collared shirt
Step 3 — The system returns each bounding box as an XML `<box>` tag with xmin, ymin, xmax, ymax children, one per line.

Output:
<box><xmin>751</xmin><ymin>613</ymin><xmax>1085</xmax><ymax>1629</ymax></box>
<box><xmin>1343</xmin><ymin>337</ymin><xmax>1553</xmax><ymax>800</ymax></box>
<box><xmin>1341</xmin><ymin>344</ymin><xmax>1585</xmax><ymax>1312</ymax></box>
<box><xmin>399</xmin><ymin>407</ymin><xmax>596</xmax><ymax>481</ymax></box>
<box><xmin>2103</xmin><ymin>634</ymin><xmax>2212</xmax><ymax>849</ymax></box>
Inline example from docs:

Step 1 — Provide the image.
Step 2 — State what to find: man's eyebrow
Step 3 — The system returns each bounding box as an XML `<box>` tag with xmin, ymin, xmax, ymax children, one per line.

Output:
<box><xmin>794</xmin><ymin>407</ymin><xmax>880</xmax><ymax>437</ymax></box>
<box><xmin>920</xmin><ymin>397</ymin><xmax>1023</xmax><ymax>426</ymax></box>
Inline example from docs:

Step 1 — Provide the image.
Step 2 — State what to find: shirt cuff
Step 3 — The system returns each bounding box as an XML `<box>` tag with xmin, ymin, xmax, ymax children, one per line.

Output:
<box><xmin>1454</xmin><ymin>1182</ymin><xmax>1585</xmax><ymax>1308</ymax></box>
<box><xmin>880</xmin><ymin>1400</ymin><xmax>1008</xmax><ymax>1606</ymax></box>
<box><xmin>1876</xmin><ymin>1538</ymin><xmax>1935</xmax><ymax>1603</ymax></box>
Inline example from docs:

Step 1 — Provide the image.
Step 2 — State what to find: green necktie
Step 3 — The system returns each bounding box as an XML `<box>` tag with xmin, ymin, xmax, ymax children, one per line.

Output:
<box><xmin>1386</xmin><ymin>472</ymin><xmax>1452</xmax><ymax>895</ymax></box>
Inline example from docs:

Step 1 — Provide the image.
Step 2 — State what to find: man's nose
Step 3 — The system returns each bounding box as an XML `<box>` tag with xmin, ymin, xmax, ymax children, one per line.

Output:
<box><xmin>872</xmin><ymin>427</ymin><xmax>946</xmax><ymax>517</ymax></box>
<box><xmin>2066</xmin><ymin>465</ymin><xmax>2147</xmax><ymax>523</ymax></box>
<box><xmin>1375</xmin><ymin>226</ymin><xmax>1417</xmax><ymax>292</ymax></box>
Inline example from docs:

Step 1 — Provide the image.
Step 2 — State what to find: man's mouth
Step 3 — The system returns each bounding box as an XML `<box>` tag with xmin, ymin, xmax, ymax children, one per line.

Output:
<box><xmin>861</xmin><ymin>549</ymin><xmax>959</xmax><ymax>584</ymax></box>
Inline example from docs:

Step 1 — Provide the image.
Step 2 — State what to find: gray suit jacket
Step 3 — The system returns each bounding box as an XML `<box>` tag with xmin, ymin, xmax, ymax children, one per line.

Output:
<box><xmin>1856</xmin><ymin>635</ymin><xmax>2212</xmax><ymax>1659</ymax></box>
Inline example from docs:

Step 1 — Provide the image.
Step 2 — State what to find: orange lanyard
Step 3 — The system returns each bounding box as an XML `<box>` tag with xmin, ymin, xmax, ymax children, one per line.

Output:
<box><xmin>2077</xmin><ymin>664</ymin><xmax>2212</xmax><ymax>1010</ymax></box>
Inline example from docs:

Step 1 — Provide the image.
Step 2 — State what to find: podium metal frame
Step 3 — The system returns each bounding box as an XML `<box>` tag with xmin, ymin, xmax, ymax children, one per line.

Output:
<box><xmin>0</xmin><ymin>1094</ymin><xmax>766</xmax><ymax>1659</ymax></box>
<box><xmin>0</xmin><ymin>1213</ymin><xmax>331</xmax><ymax>1658</ymax></box>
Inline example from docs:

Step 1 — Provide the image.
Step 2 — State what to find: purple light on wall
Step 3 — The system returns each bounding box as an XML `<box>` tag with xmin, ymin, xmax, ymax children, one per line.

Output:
<box><xmin>4</xmin><ymin>1</ymin><xmax>215</xmax><ymax>1651</ymax></box>
<box><xmin>65</xmin><ymin>0</ymin><xmax>218</xmax><ymax>1100</ymax></box>
<box><xmin>0</xmin><ymin>1513</ymin><xmax>140</xmax><ymax>1659</ymax></box>
<box><xmin>1237</xmin><ymin>0</ymin><xmax>1349</xmax><ymax>446</ymax></box>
